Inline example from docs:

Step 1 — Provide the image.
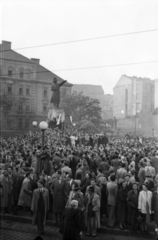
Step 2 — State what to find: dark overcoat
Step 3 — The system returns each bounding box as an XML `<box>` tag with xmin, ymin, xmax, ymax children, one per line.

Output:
<box><xmin>1</xmin><ymin>177</ymin><xmax>12</xmax><ymax>208</ymax></box>
<box><xmin>31</xmin><ymin>188</ymin><xmax>49</xmax><ymax>226</ymax></box>
<box><xmin>127</xmin><ymin>189</ymin><xmax>139</xmax><ymax>225</ymax></box>
<box><xmin>62</xmin><ymin>208</ymin><xmax>82</xmax><ymax>240</ymax></box>
<box><xmin>117</xmin><ymin>188</ymin><xmax>128</xmax><ymax>223</ymax></box>
<box><xmin>152</xmin><ymin>191</ymin><xmax>158</xmax><ymax>223</ymax></box>
<box><xmin>51</xmin><ymin>178</ymin><xmax>67</xmax><ymax>213</ymax></box>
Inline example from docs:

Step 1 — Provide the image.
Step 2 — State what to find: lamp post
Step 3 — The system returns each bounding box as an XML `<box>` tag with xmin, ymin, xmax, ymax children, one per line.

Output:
<box><xmin>32</xmin><ymin>121</ymin><xmax>37</xmax><ymax>132</ymax></box>
<box><xmin>39</xmin><ymin>121</ymin><xmax>48</xmax><ymax>148</ymax></box>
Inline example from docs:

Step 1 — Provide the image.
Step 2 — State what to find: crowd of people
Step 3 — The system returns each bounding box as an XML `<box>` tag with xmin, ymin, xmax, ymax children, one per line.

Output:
<box><xmin>0</xmin><ymin>127</ymin><xmax>158</xmax><ymax>239</ymax></box>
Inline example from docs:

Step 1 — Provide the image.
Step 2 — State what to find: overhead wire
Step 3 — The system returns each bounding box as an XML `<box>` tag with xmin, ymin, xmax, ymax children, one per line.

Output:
<box><xmin>0</xmin><ymin>29</ymin><xmax>158</xmax><ymax>52</ymax></box>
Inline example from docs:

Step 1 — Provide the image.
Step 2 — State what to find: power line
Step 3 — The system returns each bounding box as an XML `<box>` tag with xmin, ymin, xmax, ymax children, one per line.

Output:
<box><xmin>0</xmin><ymin>60</ymin><xmax>158</xmax><ymax>78</ymax></box>
<box><xmin>0</xmin><ymin>29</ymin><xmax>158</xmax><ymax>53</ymax></box>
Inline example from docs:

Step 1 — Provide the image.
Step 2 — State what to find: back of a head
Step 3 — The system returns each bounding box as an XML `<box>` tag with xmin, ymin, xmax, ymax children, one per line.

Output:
<box><xmin>110</xmin><ymin>174</ymin><xmax>116</xmax><ymax>182</ymax></box>
<box><xmin>34</xmin><ymin>236</ymin><xmax>43</xmax><ymax>240</ymax></box>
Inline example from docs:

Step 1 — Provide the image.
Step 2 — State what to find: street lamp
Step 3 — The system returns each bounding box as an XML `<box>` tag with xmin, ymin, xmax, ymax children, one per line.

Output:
<box><xmin>39</xmin><ymin>121</ymin><xmax>48</xmax><ymax>148</ymax></box>
<box><xmin>32</xmin><ymin>121</ymin><xmax>37</xmax><ymax>131</ymax></box>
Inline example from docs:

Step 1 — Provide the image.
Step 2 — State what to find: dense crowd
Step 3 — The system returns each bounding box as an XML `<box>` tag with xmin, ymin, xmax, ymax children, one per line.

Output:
<box><xmin>0</xmin><ymin>128</ymin><xmax>158</xmax><ymax>238</ymax></box>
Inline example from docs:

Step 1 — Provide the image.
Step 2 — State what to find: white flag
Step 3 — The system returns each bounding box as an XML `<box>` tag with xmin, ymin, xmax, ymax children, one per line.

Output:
<box><xmin>70</xmin><ymin>116</ymin><xmax>73</xmax><ymax>123</ymax></box>
<box><xmin>57</xmin><ymin>114</ymin><xmax>61</xmax><ymax>125</ymax></box>
<box><xmin>139</xmin><ymin>137</ymin><xmax>142</xmax><ymax>144</ymax></box>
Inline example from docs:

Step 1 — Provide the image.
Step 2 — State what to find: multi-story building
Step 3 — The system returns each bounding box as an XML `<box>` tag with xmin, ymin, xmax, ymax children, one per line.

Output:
<box><xmin>113</xmin><ymin>75</ymin><xmax>155</xmax><ymax>135</ymax></box>
<box><xmin>0</xmin><ymin>41</ymin><xmax>72</xmax><ymax>136</ymax></box>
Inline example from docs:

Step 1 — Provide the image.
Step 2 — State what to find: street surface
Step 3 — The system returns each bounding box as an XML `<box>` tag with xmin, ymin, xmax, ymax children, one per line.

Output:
<box><xmin>1</xmin><ymin>220</ymin><xmax>154</xmax><ymax>240</ymax></box>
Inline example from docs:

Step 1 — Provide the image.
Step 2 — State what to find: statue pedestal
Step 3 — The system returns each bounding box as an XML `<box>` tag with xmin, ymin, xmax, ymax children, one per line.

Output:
<box><xmin>47</xmin><ymin>108</ymin><xmax>65</xmax><ymax>129</ymax></box>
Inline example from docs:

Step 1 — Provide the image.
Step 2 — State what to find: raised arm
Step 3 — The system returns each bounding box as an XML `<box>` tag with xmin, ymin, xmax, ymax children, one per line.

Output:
<box><xmin>59</xmin><ymin>80</ymin><xmax>67</xmax><ymax>87</ymax></box>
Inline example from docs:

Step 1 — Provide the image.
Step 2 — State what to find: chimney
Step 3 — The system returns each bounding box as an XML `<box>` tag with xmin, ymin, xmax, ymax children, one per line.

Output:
<box><xmin>31</xmin><ymin>58</ymin><xmax>40</xmax><ymax>64</ymax></box>
<box><xmin>2</xmin><ymin>41</ymin><xmax>11</xmax><ymax>50</ymax></box>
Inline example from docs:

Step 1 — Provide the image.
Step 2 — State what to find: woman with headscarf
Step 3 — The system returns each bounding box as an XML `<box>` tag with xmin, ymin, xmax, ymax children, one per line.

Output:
<box><xmin>138</xmin><ymin>183</ymin><xmax>152</xmax><ymax>234</ymax></box>
<box><xmin>62</xmin><ymin>200</ymin><xmax>82</xmax><ymax>240</ymax></box>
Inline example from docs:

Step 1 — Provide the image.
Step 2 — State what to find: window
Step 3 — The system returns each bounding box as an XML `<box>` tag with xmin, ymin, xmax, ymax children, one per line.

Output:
<box><xmin>25</xmin><ymin>103</ymin><xmax>30</xmax><ymax>112</ymax></box>
<box><xmin>25</xmin><ymin>119</ymin><xmax>29</xmax><ymax>128</ymax></box>
<box><xmin>7</xmin><ymin>119</ymin><xmax>12</xmax><ymax>129</ymax></box>
<box><xmin>26</xmin><ymin>87</ymin><xmax>30</xmax><ymax>96</ymax></box>
<box><xmin>43</xmin><ymin>89</ymin><xmax>47</xmax><ymax>98</ymax></box>
<box><xmin>18</xmin><ymin>119</ymin><xmax>23</xmax><ymax>128</ymax></box>
<box><xmin>26</xmin><ymin>69</ymin><xmax>32</xmax><ymax>79</ymax></box>
<box><xmin>19</xmin><ymin>87</ymin><xmax>23</xmax><ymax>95</ymax></box>
<box><xmin>136</xmin><ymin>93</ymin><xmax>141</xmax><ymax>100</ymax></box>
<box><xmin>136</xmin><ymin>103</ymin><xmax>141</xmax><ymax>112</ymax></box>
<box><xmin>43</xmin><ymin>103</ymin><xmax>47</xmax><ymax>112</ymax></box>
<box><xmin>19</xmin><ymin>102</ymin><xmax>23</xmax><ymax>111</ymax></box>
<box><xmin>8</xmin><ymin>67</ymin><xmax>13</xmax><ymax>77</ymax></box>
<box><xmin>7</xmin><ymin>85</ymin><xmax>12</xmax><ymax>94</ymax></box>
<box><xmin>19</xmin><ymin>69</ymin><xmax>24</xmax><ymax>79</ymax></box>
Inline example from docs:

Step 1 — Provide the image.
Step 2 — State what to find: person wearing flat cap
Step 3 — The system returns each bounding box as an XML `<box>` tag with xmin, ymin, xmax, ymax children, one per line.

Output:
<box><xmin>84</xmin><ymin>186</ymin><xmax>100</xmax><ymax>237</ymax></box>
<box><xmin>50</xmin><ymin>77</ymin><xmax>67</xmax><ymax>108</ymax></box>
<box><xmin>61</xmin><ymin>200</ymin><xmax>82</xmax><ymax>240</ymax></box>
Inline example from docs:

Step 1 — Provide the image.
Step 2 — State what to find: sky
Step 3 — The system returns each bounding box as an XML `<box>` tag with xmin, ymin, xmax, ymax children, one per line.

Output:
<box><xmin>1</xmin><ymin>0</ymin><xmax>158</xmax><ymax>94</ymax></box>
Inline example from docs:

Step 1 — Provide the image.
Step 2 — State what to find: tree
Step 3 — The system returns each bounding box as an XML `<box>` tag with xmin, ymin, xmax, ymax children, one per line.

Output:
<box><xmin>63</xmin><ymin>91</ymin><xmax>102</xmax><ymax>127</ymax></box>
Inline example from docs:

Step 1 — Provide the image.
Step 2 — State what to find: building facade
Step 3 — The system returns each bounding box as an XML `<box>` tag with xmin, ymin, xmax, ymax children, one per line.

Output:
<box><xmin>0</xmin><ymin>41</ymin><xmax>72</xmax><ymax>136</ymax></box>
<box><xmin>113</xmin><ymin>75</ymin><xmax>155</xmax><ymax>135</ymax></box>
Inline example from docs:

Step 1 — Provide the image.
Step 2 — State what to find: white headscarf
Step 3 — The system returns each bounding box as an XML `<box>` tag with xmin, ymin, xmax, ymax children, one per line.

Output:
<box><xmin>70</xmin><ymin>200</ymin><xmax>78</xmax><ymax>209</ymax></box>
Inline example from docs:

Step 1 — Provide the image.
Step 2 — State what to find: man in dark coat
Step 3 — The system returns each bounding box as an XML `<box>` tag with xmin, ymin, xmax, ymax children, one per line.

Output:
<box><xmin>31</xmin><ymin>179</ymin><xmax>49</xmax><ymax>235</ymax></box>
<box><xmin>50</xmin><ymin>78</ymin><xmax>67</xmax><ymax>108</ymax></box>
<box><xmin>51</xmin><ymin>170</ymin><xmax>67</xmax><ymax>223</ymax></box>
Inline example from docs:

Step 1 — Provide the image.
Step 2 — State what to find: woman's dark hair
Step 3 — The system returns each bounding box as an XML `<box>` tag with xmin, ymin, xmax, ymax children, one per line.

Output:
<box><xmin>120</xmin><ymin>181</ymin><xmax>126</xmax><ymax>188</ymax></box>
<box><xmin>38</xmin><ymin>180</ymin><xmax>44</xmax><ymax>186</ymax></box>
<box><xmin>110</xmin><ymin>174</ymin><xmax>116</xmax><ymax>182</ymax></box>
<box><xmin>142</xmin><ymin>183</ymin><xmax>148</xmax><ymax>190</ymax></box>
<box><xmin>25</xmin><ymin>171</ymin><xmax>30</xmax><ymax>178</ymax></box>
<box><xmin>57</xmin><ymin>170</ymin><xmax>62</xmax><ymax>175</ymax></box>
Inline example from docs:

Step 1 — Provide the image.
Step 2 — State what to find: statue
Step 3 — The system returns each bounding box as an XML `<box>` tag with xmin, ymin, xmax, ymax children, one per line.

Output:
<box><xmin>50</xmin><ymin>77</ymin><xmax>67</xmax><ymax>108</ymax></box>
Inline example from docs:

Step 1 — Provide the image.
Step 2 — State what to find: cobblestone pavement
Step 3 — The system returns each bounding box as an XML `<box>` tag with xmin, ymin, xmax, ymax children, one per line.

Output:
<box><xmin>0</xmin><ymin>220</ymin><xmax>154</xmax><ymax>240</ymax></box>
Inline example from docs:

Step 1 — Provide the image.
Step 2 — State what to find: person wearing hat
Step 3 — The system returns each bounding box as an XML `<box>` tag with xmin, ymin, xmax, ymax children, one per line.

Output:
<box><xmin>84</xmin><ymin>185</ymin><xmax>100</xmax><ymax>237</ymax></box>
<box><xmin>50</xmin><ymin>77</ymin><xmax>67</xmax><ymax>108</ymax></box>
<box><xmin>66</xmin><ymin>182</ymin><xmax>84</xmax><ymax>210</ymax></box>
<box><xmin>144</xmin><ymin>159</ymin><xmax>156</xmax><ymax>179</ymax></box>
<box><xmin>31</xmin><ymin>179</ymin><xmax>49</xmax><ymax>235</ymax></box>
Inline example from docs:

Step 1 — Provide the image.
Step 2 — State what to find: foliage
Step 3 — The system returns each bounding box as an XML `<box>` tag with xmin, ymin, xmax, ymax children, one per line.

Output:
<box><xmin>63</xmin><ymin>91</ymin><xmax>102</xmax><ymax>127</ymax></box>
<box><xmin>79</xmin><ymin>120</ymin><xmax>99</xmax><ymax>133</ymax></box>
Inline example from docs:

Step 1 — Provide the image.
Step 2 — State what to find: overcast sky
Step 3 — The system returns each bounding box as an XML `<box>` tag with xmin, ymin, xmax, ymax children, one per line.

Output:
<box><xmin>1</xmin><ymin>0</ymin><xmax>158</xmax><ymax>94</ymax></box>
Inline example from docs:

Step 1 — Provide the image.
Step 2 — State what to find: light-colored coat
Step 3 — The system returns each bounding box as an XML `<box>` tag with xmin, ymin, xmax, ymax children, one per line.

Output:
<box><xmin>138</xmin><ymin>190</ymin><xmax>152</xmax><ymax>214</ymax></box>
<box><xmin>31</xmin><ymin>188</ymin><xmax>49</xmax><ymax>226</ymax></box>
<box><xmin>84</xmin><ymin>192</ymin><xmax>101</xmax><ymax>228</ymax></box>
<box><xmin>18</xmin><ymin>177</ymin><xmax>32</xmax><ymax>207</ymax></box>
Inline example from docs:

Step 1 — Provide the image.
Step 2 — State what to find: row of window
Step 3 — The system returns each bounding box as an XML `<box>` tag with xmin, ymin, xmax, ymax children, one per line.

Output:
<box><xmin>7</xmin><ymin>85</ymin><xmax>49</xmax><ymax>98</ymax></box>
<box><xmin>7</xmin><ymin>85</ymin><xmax>30</xmax><ymax>96</ymax></box>
<box><xmin>7</xmin><ymin>67</ymin><xmax>33</xmax><ymax>80</ymax></box>
<box><xmin>7</xmin><ymin>118</ymin><xmax>30</xmax><ymax>129</ymax></box>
